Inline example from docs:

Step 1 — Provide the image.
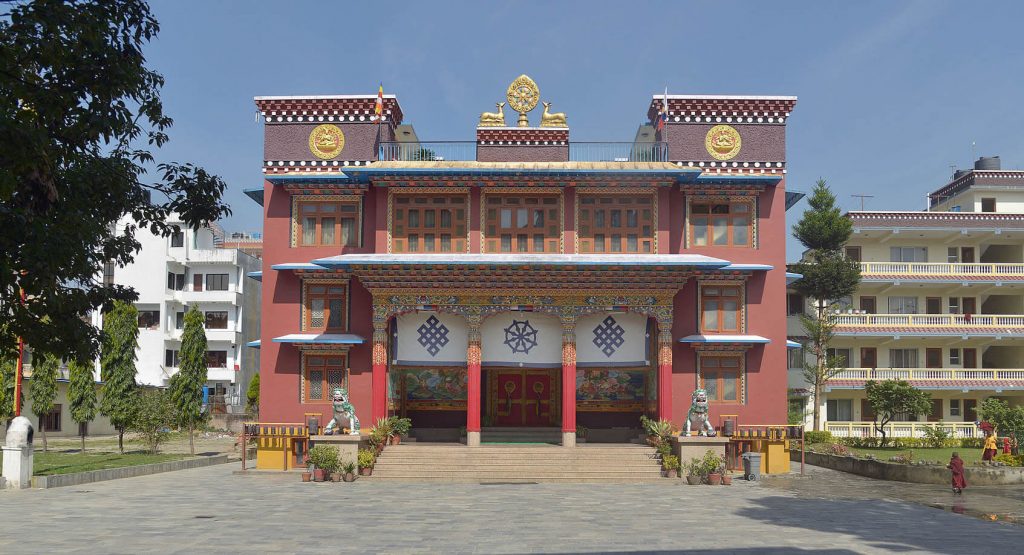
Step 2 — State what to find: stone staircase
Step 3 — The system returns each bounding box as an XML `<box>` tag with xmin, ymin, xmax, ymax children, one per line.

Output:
<box><xmin>480</xmin><ymin>426</ymin><xmax>563</xmax><ymax>444</ymax></box>
<box><xmin>369</xmin><ymin>444</ymin><xmax>664</xmax><ymax>483</ymax></box>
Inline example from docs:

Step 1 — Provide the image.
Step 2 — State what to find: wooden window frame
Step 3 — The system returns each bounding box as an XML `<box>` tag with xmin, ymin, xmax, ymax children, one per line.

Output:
<box><xmin>302</xmin><ymin>280</ymin><xmax>349</xmax><ymax>333</ymax></box>
<box><xmin>204</xmin><ymin>310</ymin><xmax>229</xmax><ymax>330</ymax></box>
<box><xmin>699</xmin><ymin>282</ymin><xmax>744</xmax><ymax>333</ymax></box>
<box><xmin>302</xmin><ymin>353</ymin><xmax>349</xmax><ymax>404</ymax></box>
<box><xmin>687</xmin><ymin>196</ymin><xmax>755</xmax><ymax>248</ymax></box>
<box><xmin>206</xmin><ymin>273</ymin><xmax>229</xmax><ymax>291</ymax></box>
<box><xmin>698</xmin><ymin>353</ymin><xmax>744</xmax><ymax>404</ymax></box>
<box><xmin>482</xmin><ymin>189</ymin><xmax>562</xmax><ymax>253</ymax></box>
<box><xmin>575</xmin><ymin>188</ymin><xmax>657</xmax><ymax>254</ymax></box>
<box><xmin>388</xmin><ymin>189</ymin><xmax>469</xmax><ymax>253</ymax></box>
<box><xmin>205</xmin><ymin>350</ymin><xmax>228</xmax><ymax>368</ymax></box>
<box><xmin>40</xmin><ymin>404</ymin><xmax>62</xmax><ymax>432</ymax></box>
<box><xmin>292</xmin><ymin>196</ymin><xmax>362</xmax><ymax>248</ymax></box>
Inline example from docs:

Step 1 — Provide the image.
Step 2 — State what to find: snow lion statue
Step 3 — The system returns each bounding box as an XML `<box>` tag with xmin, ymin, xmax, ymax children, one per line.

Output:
<box><xmin>684</xmin><ymin>388</ymin><xmax>715</xmax><ymax>436</ymax></box>
<box><xmin>324</xmin><ymin>387</ymin><xmax>360</xmax><ymax>436</ymax></box>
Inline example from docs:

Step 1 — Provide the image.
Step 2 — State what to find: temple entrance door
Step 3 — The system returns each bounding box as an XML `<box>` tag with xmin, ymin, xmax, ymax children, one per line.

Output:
<box><xmin>488</xmin><ymin>369</ymin><xmax>557</xmax><ymax>426</ymax></box>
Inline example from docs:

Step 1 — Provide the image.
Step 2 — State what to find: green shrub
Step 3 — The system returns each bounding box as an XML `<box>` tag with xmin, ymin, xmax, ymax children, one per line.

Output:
<box><xmin>804</xmin><ymin>431</ymin><xmax>833</xmax><ymax>445</ymax></box>
<box><xmin>921</xmin><ymin>425</ymin><xmax>953</xmax><ymax>448</ymax></box>
<box><xmin>357</xmin><ymin>448</ymin><xmax>376</xmax><ymax>469</ymax></box>
<box><xmin>702</xmin><ymin>449</ymin><xmax>725</xmax><ymax>474</ymax></box>
<box><xmin>993</xmin><ymin>453</ymin><xmax>1024</xmax><ymax>466</ymax></box>
<box><xmin>308</xmin><ymin>445</ymin><xmax>340</xmax><ymax>473</ymax></box>
<box><xmin>661</xmin><ymin>454</ymin><xmax>680</xmax><ymax>471</ymax></box>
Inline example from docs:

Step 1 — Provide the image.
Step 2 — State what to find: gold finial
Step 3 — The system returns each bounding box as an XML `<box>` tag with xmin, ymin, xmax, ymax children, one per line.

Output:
<box><xmin>540</xmin><ymin>101</ymin><xmax>567</xmax><ymax>127</ymax></box>
<box><xmin>506</xmin><ymin>74</ymin><xmax>540</xmax><ymax>127</ymax></box>
<box><xmin>478</xmin><ymin>101</ymin><xmax>506</xmax><ymax>127</ymax></box>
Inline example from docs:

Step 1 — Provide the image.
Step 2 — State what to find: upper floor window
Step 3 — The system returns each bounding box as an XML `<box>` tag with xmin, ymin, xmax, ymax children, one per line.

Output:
<box><xmin>170</xmin><ymin>230</ymin><xmax>184</xmax><ymax>248</ymax></box>
<box><xmin>787</xmin><ymin>293</ymin><xmax>805</xmax><ymax>316</ymax></box>
<box><xmin>700</xmin><ymin>284</ymin><xmax>742</xmax><ymax>333</ymax></box>
<box><xmin>391</xmin><ymin>194</ymin><xmax>467</xmax><ymax>253</ymax></box>
<box><xmin>206</xmin><ymin>273</ymin><xmax>229</xmax><ymax>291</ymax></box>
<box><xmin>137</xmin><ymin>310</ymin><xmax>160</xmax><ymax>330</ymax></box>
<box><xmin>699</xmin><ymin>354</ymin><xmax>742</xmax><ymax>403</ymax></box>
<box><xmin>205</xmin><ymin>311</ymin><xmax>228</xmax><ymax>330</ymax></box>
<box><xmin>304</xmin><ymin>282</ymin><xmax>347</xmax><ymax>332</ymax></box>
<box><xmin>578</xmin><ymin>193</ymin><xmax>655</xmax><ymax>253</ymax></box>
<box><xmin>981</xmin><ymin>197</ymin><xmax>996</xmax><ymax>213</ymax></box>
<box><xmin>299</xmin><ymin>200</ymin><xmax>359</xmax><ymax>247</ymax></box>
<box><xmin>166</xmin><ymin>272</ymin><xmax>185</xmax><ymax>291</ymax></box>
<box><xmin>206</xmin><ymin>351</ymin><xmax>228</xmax><ymax>368</ymax></box>
<box><xmin>845</xmin><ymin>246</ymin><xmax>862</xmax><ymax>262</ymax></box>
<box><xmin>890</xmin><ymin>247</ymin><xmax>927</xmax><ymax>263</ymax></box>
<box><xmin>887</xmin><ymin>296</ymin><xmax>918</xmax><ymax>314</ymax></box>
<box><xmin>304</xmin><ymin>354</ymin><xmax>347</xmax><ymax>403</ymax></box>
<box><xmin>690</xmin><ymin>199</ymin><xmax>753</xmax><ymax>247</ymax></box>
<box><xmin>485</xmin><ymin>194</ymin><xmax>560</xmax><ymax>253</ymax></box>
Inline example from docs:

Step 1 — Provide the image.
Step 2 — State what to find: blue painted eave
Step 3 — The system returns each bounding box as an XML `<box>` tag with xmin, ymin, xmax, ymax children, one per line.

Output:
<box><xmin>272</xmin><ymin>333</ymin><xmax>366</xmax><ymax>345</ymax></box>
<box><xmin>247</xmin><ymin>271</ymin><xmax>262</xmax><ymax>282</ymax></box>
<box><xmin>720</xmin><ymin>264</ymin><xmax>774</xmax><ymax>272</ymax></box>
<box><xmin>786</xmin><ymin>272</ymin><xmax>803</xmax><ymax>285</ymax></box>
<box><xmin>786</xmin><ymin>340</ymin><xmax>802</xmax><ymax>349</ymax></box>
<box><xmin>271</xmin><ymin>263</ymin><xmax>328</xmax><ymax>271</ymax></box>
<box><xmin>246</xmin><ymin>340</ymin><xmax>261</xmax><ymax>349</ymax></box>
<box><xmin>244</xmin><ymin>187</ymin><xmax>264</xmax><ymax>206</ymax></box>
<box><xmin>678</xmin><ymin>334</ymin><xmax>771</xmax><ymax>344</ymax></box>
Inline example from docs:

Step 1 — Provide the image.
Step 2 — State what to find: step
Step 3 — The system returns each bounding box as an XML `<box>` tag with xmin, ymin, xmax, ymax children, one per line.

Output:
<box><xmin>366</xmin><ymin>477</ymin><xmax>670</xmax><ymax>483</ymax></box>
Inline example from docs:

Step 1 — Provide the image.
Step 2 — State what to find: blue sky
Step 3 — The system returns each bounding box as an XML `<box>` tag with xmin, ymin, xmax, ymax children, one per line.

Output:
<box><xmin>145</xmin><ymin>0</ymin><xmax>1024</xmax><ymax>258</ymax></box>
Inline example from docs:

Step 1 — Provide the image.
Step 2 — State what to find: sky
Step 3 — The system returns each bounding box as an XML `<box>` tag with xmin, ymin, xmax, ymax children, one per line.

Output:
<box><xmin>143</xmin><ymin>0</ymin><xmax>1024</xmax><ymax>258</ymax></box>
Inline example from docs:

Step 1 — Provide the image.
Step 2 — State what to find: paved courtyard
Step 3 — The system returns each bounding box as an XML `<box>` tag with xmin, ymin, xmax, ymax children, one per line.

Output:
<box><xmin>1</xmin><ymin>462</ymin><xmax>1023</xmax><ymax>554</ymax></box>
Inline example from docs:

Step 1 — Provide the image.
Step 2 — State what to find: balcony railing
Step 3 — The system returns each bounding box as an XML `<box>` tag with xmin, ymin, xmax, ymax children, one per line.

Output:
<box><xmin>825</xmin><ymin>421</ymin><xmax>979</xmax><ymax>439</ymax></box>
<box><xmin>833</xmin><ymin>313</ymin><xmax>1024</xmax><ymax>328</ymax></box>
<box><xmin>833</xmin><ymin>367</ymin><xmax>1024</xmax><ymax>381</ymax></box>
<box><xmin>860</xmin><ymin>262</ymin><xmax>1024</xmax><ymax>277</ymax></box>
<box><xmin>378</xmin><ymin>141</ymin><xmax>669</xmax><ymax>162</ymax></box>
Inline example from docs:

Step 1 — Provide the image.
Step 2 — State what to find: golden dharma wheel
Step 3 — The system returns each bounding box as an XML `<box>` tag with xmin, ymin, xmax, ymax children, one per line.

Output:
<box><xmin>506</xmin><ymin>74</ymin><xmax>540</xmax><ymax>127</ymax></box>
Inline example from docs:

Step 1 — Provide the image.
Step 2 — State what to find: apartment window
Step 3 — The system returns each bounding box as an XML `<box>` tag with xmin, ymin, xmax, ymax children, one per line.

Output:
<box><xmin>889</xmin><ymin>348</ymin><xmax>919</xmax><ymax>368</ymax></box>
<box><xmin>164</xmin><ymin>349</ymin><xmax>180</xmax><ymax>367</ymax></box>
<box><xmin>690</xmin><ymin>199</ymin><xmax>753</xmax><ymax>247</ymax></box>
<box><xmin>304</xmin><ymin>355</ymin><xmax>347</xmax><ymax>403</ymax></box>
<box><xmin>137</xmin><ymin>310</ymin><xmax>160</xmax><ymax>330</ymax></box>
<box><xmin>299</xmin><ymin>200</ymin><xmax>359</xmax><ymax>247</ymax></box>
<box><xmin>167</xmin><ymin>272</ymin><xmax>185</xmax><ymax>291</ymax></box>
<box><xmin>391</xmin><ymin>194</ymin><xmax>466</xmax><ymax>253</ymax></box>
<box><xmin>826</xmin><ymin>399</ymin><xmax>852</xmax><ymax>421</ymax></box>
<box><xmin>888</xmin><ymin>296</ymin><xmax>918</xmax><ymax>314</ymax></box>
<box><xmin>206</xmin><ymin>274</ymin><xmax>229</xmax><ymax>291</ymax></box>
<box><xmin>950</xmin><ymin>399</ymin><xmax>961</xmax><ymax>417</ymax></box>
<box><xmin>788</xmin><ymin>346</ymin><xmax>804</xmax><ymax>369</ymax></box>
<box><xmin>701</xmin><ymin>285</ymin><xmax>742</xmax><ymax>333</ymax></box>
<box><xmin>950</xmin><ymin>348</ymin><xmax>961</xmax><ymax>366</ymax></box>
<box><xmin>305</xmin><ymin>283</ymin><xmax>347</xmax><ymax>332</ymax></box>
<box><xmin>826</xmin><ymin>348</ymin><xmax>851</xmax><ymax>367</ymax></box>
<box><xmin>699</xmin><ymin>355</ymin><xmax>741</xmax><ymax>403</ymax></box>
<box><xmin>170</xmin><ymin>230</ymin><xmax>184</xmax><ymax>248</ymax></box>
<box><xmin>485</xmin><ymin>195</ymin><xmax>560</xmax><ymax>253</ymax></box>
<box><xmin>175</xmin><ymin>311</ymin><xmax>184</xmax><ymax>330</ymax></box>
<box><xmin>39</xmin><ymin>405</ymin><xmax>61</xmax><ymax>432</ymax></box>
<box><xmin>578</xmin><ymin>194</ymin><xmax>655</xmax><ymax>253</ymax></box>
<box><xmin>205</xmin><ymin>311</ymin><xmax>228</xmax><ymax>330</ymax></box>
<box><xmin>947</xmin><ymin>247</ymin><xmax>959</xmax><ymax>263</ymax></box>
<box><xmin>890</xmin><ymin>247</ymin><xmax>927</xmax><ymax>263</ymax></box>
<box><xmin>787</xmin><ymin>293</ymin><xmax>805</xmax><ymax>316</ymax></box>
<box><xmin>206</xmin><ymin>351</ymin><xmax>228</xmax><ymax>368</ymax></box>
<box><xmin>981</xmin><ymin>198</ymin><xmax>996</xmax><ymax>213</ymax></box>
<box><xmin>102</xmin><ymin>262</ymin><xmax>115</xmax><ymax>286</ymax></box>
<box><xmin>949</xmin><ymin>297</ymin><xmax>960</xmax><ymax>314</ymax></box>
<box><xmin>845</xmin><ymin>246</ymin><xmax>862</xmax><ymax>262</ymax></box>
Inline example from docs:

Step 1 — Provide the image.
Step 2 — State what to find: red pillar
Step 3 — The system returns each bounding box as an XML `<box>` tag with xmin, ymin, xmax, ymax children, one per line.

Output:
<box><xmin>371</xmin><ymin>322</ymin><xmax>388</xmax><ymax>423</ymax></box>
<box><xmin>561</xmin><ymin>328</ymin><xmax>577</xmax><ymax>435</ymax></box>
<box><xmin>467</xmin><ymin>337</ymin><xmax>482</xmax><ymax>432</ymax></box>
<box><xmin>657</xmin><ymin>325</ymin><xmax>673</xmax><ymax>421</ymax></box>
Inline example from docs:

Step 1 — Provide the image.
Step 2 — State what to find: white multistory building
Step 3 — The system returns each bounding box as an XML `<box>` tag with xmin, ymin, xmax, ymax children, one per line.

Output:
<box><xmin>95</xmin><ymin>215</ymin><xmax>261</xmax><ymax>414</ymax></box>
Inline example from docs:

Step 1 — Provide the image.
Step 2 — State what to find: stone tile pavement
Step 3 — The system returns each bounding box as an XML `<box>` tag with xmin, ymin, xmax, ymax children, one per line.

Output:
<box><xmin>1</xmin><ymin>462</ymin><xmax>1022</xmax><ymax>554</ymax></box>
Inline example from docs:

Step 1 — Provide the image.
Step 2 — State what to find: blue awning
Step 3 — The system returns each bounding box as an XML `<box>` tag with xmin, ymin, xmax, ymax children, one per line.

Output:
<box><xmin>247</xmin><ymin>271</ymin><xmax>262</xmax><ymax>282</ymax></box>
<box><xmin>271</xmin><ymin>262</ymin><xmax>328</xmax><ymax>271</ymax></box>
<box><xmin>244</xmin><ymin>187</ymin><xmax>264</xmax><ymax>206</ymax></box>
<box><xmin>786</xmin><ymin>272</ymin><xmax>803</xmax><ymax>285</ymax></box>
<box><xmin>719</xmin><ymin>264</ymin><xmax>773</xmax><ymax>272</ymax></box>
<box><xmin>272</xmin><ymin>334</ymin><xmax>366</xmax><ymax>345</ymax></box>
<box><xmin>679</xmin><ymin>334</ymin><xmax>771</xmax><ymax>344</ymax></box>
<box><xmin>786</xmin><ymin>340</ymin><xmax>802</xmax><ymax>349</ymax></box>
<box><xmin>246</xmin><ymin>340</ymin><xmax>261</xmax><ymax>349</ymax></box>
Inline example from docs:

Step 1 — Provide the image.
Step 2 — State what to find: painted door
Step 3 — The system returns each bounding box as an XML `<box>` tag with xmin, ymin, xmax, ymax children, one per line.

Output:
<box><xmin>860</xmin><ymin>347</ymin><xmax>877</xmax><ymax>369</ymax></box>
<box><xmin>926</xmin><ymin>348</ymin><xmax>942</xmax><ymax>369</ymax></box>
<box><xmin>489</xmin><ymin>369</ymin><xmax>556</xmax><ymax>426</ymax></box>
<box><xmin>859</xmin><ymin>297</ymin><xmax>877</xmax><ymax>314</ymax></box>
<box><xmin>523</xmin><ymin>372</ymin><xmax>554</xmax><ymax>426</ymax></box>
<box><xmin>963</xmin><ymin>348</ymin><xmax>978</xmax><ymax>369</ymax></box>
<box><xmin>493</xmin><ymin>371</ymin><xmax>524</xmax><ymax>426</ymax></box>
<box><xmin>964</xmin><ymin>399</ymin><xmax>978</xmax><ymax>421</ymax></box>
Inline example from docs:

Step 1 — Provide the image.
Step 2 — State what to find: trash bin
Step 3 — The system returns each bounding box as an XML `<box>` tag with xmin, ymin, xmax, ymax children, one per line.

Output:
<box><xmin>741</xmin><ymin>451</ymin><xmax>762</xmax><ymax>481</ymax></box>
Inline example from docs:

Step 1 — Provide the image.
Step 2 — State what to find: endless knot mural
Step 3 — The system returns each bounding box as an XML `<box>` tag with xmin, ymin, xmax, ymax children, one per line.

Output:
<box><xmin>417</xmin><ymin>315</ymin><xmax>450</xmax><ymax>357</ymax></box>
<box><xmin>592</xmin><ymin>316</ymin><xmax>626</xmax><ymax>357</ymax></box>
<box><xmin>503</xmin><ymin>319</ymin><xmax>539</xmax><ymax>354</ymax></box>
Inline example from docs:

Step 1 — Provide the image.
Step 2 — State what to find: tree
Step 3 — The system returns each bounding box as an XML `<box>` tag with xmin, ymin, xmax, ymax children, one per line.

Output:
<box><xmin>100</xmin><ymin>301</ymin><xmax>139</xmax><ymax>453</ymax></box>
<box><xmin>0</xmin><ymin>351</ymin><xmax>19</xmax><ymax>425</ymax></box>
<box><xmin>169</xmin><ymin>307</ymin><xmax>207</xmax><ymax>455</ymax></box>
<box><xmin>246</xmin><ymin>373</ymin><xmax>260</xmax><ymax>416</ymax></box>
<box><xmin>865</xmin><ymin>380</ymin><xmax>932</xmax><ymax>447</ymax></box>
<box><xmin>0</xmin><ymin>0</ymin><xmax>230</xmax><ymax>366</ymax></box>
<box><xmin>29</xmin><ymin>352</ymin><xmax>59</xmax><ymax>452</ymax></box>
<box><xmin>67</xmin><ymin>357</ymin><xmax>98</xmax><ymax>453</ymax></box>
<box><xmin>978</xmin><ymin>398</ymin><xmax>1024</xmax><ymax>455</ymax></box>
<box><xmin>129</xmin><ymin>388</ymin><xmax>173</xmax><ymax>454</ymax></box>
<box><xmin>791</xmin><ymin>180</ymin><xmax>862</xmax><ymax>430</ymax></box>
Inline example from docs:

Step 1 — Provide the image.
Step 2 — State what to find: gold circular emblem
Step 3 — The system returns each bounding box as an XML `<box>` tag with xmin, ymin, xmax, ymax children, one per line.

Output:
<box><xmin>705</xmin><ymin>125</ymin><xmax>742</xmax><ymax>160</ymax></box>
<box><xmin>506</xmin><ymin>74</ymin><xmax>540</xmax><ymax>116</ymax></box>
<box><xmin>308</xmin><ymin>124</ymin><xmax>345</xmax><ymax>159</ymax></box>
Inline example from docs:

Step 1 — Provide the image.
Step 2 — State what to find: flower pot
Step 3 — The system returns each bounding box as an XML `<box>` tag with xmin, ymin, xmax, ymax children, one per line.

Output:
<box><xmin>313</xmin><ymin>469</ymin><xmax>326</xmax><ymax>482</ymax></box>
<box><xmin>331</xmin><ymin>472</ymin><xmax>342</xmax><ymax>482</ymax></box>
<box><xmin>666</xmin><ymin>469</ymin><xmax>679</xmax><ymax>479</ymax></box>
<box><xmin>390</xmin><ymin>435</ymin><xmax>401</xmax><ymax>445</ymax></box>
<box><xmin>721</xmin><ymin>475</ymin><xmax>732</xmax><ymax>485</ymax></box>
<box><xmin>707</xmin><ymin>473</ymin><xmax>722</xmax><ymax>486</ymax></box>
<box><xmin>359</xmin><ymin>467</ymin><xmax>373</xmax><ymax>476</ymax></box>
<box><xmin>343</xmin><ymin>472</ymin><xmax>356</xmax><ymax>482</ymax></box>
<box><xmin>686</xmin><ymin>475</ymin><xmax>702</xmax><ymax>485</ymax></box>
<box><xmin>301</xmin><ymin>472</ymin><xmax>312</xmax><ymax>483</ymax></box>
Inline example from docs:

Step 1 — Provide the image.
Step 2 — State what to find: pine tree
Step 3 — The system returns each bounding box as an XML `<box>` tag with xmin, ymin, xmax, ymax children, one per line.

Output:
<box><xmin>246</xmin><ymin>373</ymin><xmax>260</xmax><ymax>416</ymax></box>
<box><xmin>29</xmin><ymin>352</ymin><xmax>59</xmax><ymax>452</ymax></box>
<box><xmin>68</xmin><ymin>358</ymin><xmax>98</xmax><ymax>453</ymax></box>
<box><xmin>170</xmin><ymin>307</ymin><xmax>207</xmax><ymax>455</ymax></box>
<box><xmin>100</xmin><ymin>301</ymin><xmax>139</xmax><ymax>453</ymax></box>
<box><xmin>791</xmin><ymin>179</ymin><xmax>861</xmax><ymax>431</ymax></box>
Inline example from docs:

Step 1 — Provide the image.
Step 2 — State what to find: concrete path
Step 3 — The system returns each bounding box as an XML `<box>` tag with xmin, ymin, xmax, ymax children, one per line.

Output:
<box><xmin>1</xmin><ymin>462</ymin><xmax>1022</xmax><ymax>554</ymax></box>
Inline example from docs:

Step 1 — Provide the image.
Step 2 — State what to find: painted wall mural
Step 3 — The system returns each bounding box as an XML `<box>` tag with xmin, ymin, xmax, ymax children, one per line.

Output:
<box><xmin>400</xmin><ymin>368</ymin><xmax>468</xmax><ymax>410</ymax></box>
<box><xmin>576</xmin><ymin>369</ymin><xmax>648</xmax><ymax>412</ymax></box>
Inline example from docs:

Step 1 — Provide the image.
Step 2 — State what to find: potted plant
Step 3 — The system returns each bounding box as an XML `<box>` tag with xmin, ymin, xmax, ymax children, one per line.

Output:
<box><xmin>369</xmin><ymin>419</ymin><xmax>390</xmax><ymax>454</ymax></box>
<box><xmin>301</xmin><ymin>470</ymin><xmax>312</xmax><ymax>482</ymax></box>
<box><xmin>308</xmin><ymin>444</ymin><xmax>339</xmax><ymax>483</ymax></box>
<box><xmin>703</xmin><ymin>450</ymin><xmax>723</xmax><ymax>485</ymax></box>
<box><xmin>685</xmin><ymin>457</ymin><xmax>704</xmax><ymax>485</ymax></box>
<box><xmin>662</xmin><ymin>454</ymin><xmax>680</xmax><ymax>478</ymax></box>
<box><xmin>358</xmin><ymin>448</ymin><xmax>376</xmax><ymax>476</ymax></box>
<box><xmin>342</xmin><ymin>461</ymin><xmax>356</xmax><ymax>482</ymax></box>
<box><xmin>576</xmin><ymin>425</ymin><xmax>589</xmax><ymax>443</ymax></box>
<box><xmin>389</xmin><ymin>416</ymin><xmax>412</xmax><ymax>445</ymax></box>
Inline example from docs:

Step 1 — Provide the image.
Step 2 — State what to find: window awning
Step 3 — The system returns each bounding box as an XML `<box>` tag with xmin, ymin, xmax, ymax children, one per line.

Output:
<box><xmin>271</xmin><ymin>263</ymin><xmax>328</xmax><ymax>271</ymax></box>
<box><xmin>272</xmin><ymin>334</ymin><xmax>366</xmax><ymax>345</ymax></box>
<box><xmin>678</xmin><ymin>334</ymin><xmax>771</xmax><ymax>344</ymax></box>
<box><xmin>246</xmin><ymin>340</ymin><xmax>261</xmax><ymax>349</ymax></box>
<box><xmin>786</xmin><ymin>272</ymin><xmax>802</xmax><ymax>285</ymax></box>
<box><xmin>247</xmin><ymin>271</ymin><xmax>262</xmax><ymax>282</ymax></box>
<box><xmin>786</xmin><ymin>340</ymin><xmax>802</xmax><ymax>349</ymax></box>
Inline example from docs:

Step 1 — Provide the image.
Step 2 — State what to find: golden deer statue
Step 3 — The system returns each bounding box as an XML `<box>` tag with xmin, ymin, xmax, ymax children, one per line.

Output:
<box><xmin>479</xmin><ymin>102</ymin><xmax>506</xmax><ymax>127</ymax></box>
<box><xmin>540</xmin><ymin>102</ymin><xmax>567</xmax><ymax>127</ymax></box>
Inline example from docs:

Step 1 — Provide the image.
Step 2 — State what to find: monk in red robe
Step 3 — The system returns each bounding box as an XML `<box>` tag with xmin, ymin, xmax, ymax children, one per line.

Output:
<box><xmin>948</xmin><ymin>452</ymin><xmax>967</xmax><ymax>495</ymax></box>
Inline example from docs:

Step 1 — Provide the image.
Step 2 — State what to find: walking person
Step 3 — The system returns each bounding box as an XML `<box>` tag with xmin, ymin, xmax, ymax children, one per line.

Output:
<box><xmin>983</xmin><ymin>431</ymin><xmax>998</xmax><ymax>462</ymax></box>
<box><xmin>948</xmin><ymin>452</ymin><xmax>967</xmax><ymax>495</ymax></box>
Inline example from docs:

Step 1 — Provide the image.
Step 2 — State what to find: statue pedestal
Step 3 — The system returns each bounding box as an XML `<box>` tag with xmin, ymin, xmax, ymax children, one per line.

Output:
<box><xmin>673</xmin><ymin>435</ymin><xmax>730</xmax><ymax>466</ymax></box>
<box><xmin>2</xmin><ymin>445</ymin><xmax>33</xmax><ymax>489</ymax></box>
<box><xmin>309</xmin><ymin>434</ymin><xmax>365</xmax><ymax>467</ymax></box>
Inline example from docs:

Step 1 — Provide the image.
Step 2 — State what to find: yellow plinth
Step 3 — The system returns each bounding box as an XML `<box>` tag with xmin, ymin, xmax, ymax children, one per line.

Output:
<box><xmin>255</xmin><ymin>436</ymin><xmax>306</xmax><ymax>471</ymax></box>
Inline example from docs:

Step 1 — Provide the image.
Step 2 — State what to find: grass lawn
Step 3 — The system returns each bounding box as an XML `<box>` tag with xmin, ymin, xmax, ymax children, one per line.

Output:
<box><xmin>33</xmin><ymin>451</ymin><xmax>186</xmax><ymax>476</ymax></box>
<box><xmin>814</xmin><ymin>445</ymin><xmax>987</xmax><ymax>464</ymax></box>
